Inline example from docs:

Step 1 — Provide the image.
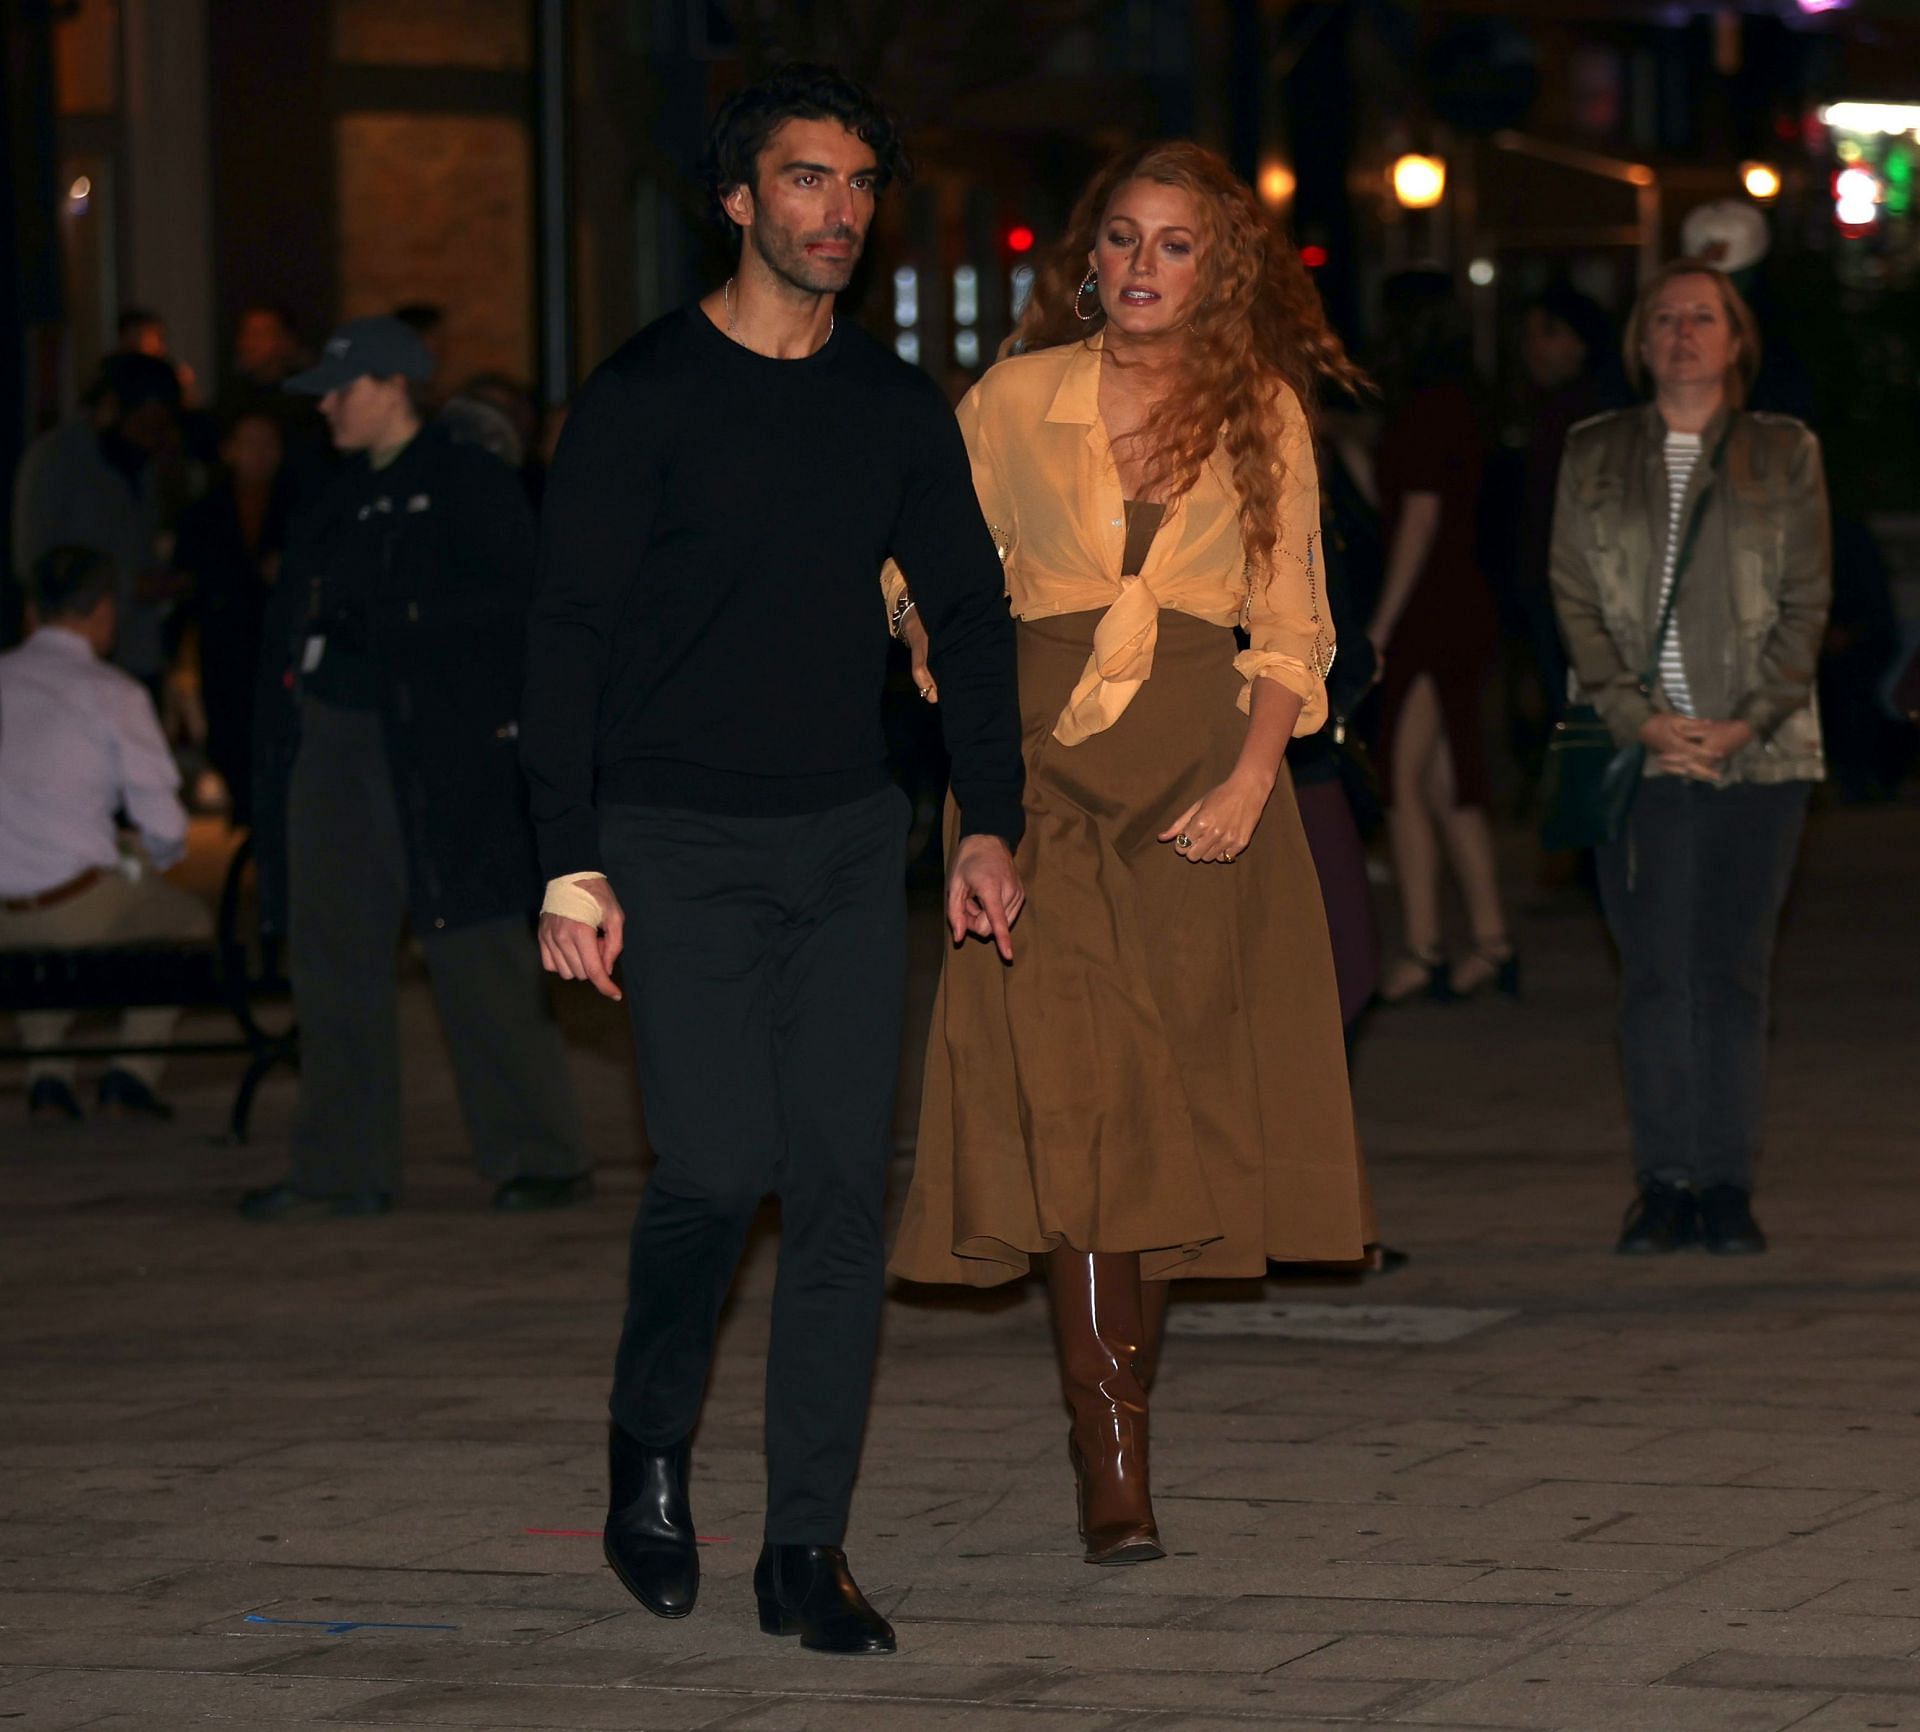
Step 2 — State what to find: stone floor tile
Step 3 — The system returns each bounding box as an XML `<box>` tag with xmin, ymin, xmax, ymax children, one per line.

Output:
<box><xmin>1439</xmin><ymin>1566</ymin><xmax>1672</xmax><ymax>1605</ymax></box>
<box><xmin>1396</xmin><ymin>1678</ymin><xmax>1830</xmax><ymax>1730</ymax></box>
<box><xmin>1023</xmin><ymin>1666</ymin><xmax>1410</xmax><ymax>1717</ymax></box>
<box><xmin>339</xmin><ymin>1679</ymin><xmax>753</xmax><ymax>1725</ymax></box>
<box><xmin>1666</xmin><ymin>1652</ymin><xmax>1920</xmax><ymax>1694</ymax></box>
<box><xmin>1797</xmin><ymin>1581</ymin><xmax>1920</xmax><ymax>1619</ymax></box>
<box><xmin>898</xmin><ymin>1620</ymin><xmax>1331</xmax><ymax>1673</ymax></box>
<box><xmin>722</xmin><ymin>1702</ymin><xmax>1133</xmax><ymax>1730</ymax></box>
<box><xmin>250</xmin><ymin>1636</ymin><xmax>664</xmax><ymax>1689</ymax></box>
<box><xmin>0</xmin><ymin>1668</ymin><xmax>403</xmax><ymax>1723</ymax></box>
<box><xmin>1781</xmin><ymin>1697</ymin><xmax>1920</xmax><ymax>1731</ymax></box>
<box><xmin>1179</xmin><ymin>1595</ymin><xmax>1581</xmax><ymax>1640</ymax></box>
<box><xmin>636</xmin><ymin>1655</ymin><xmax>1058</xmax><ymax>1701</ymax></box>
<box><xmin>1574</xmin><ymin>1604</ymin><xmax>1920</xmax><ymax>1658</ymax></box>
<box><xmin>1273</xmin><ymin>1633</ymin><xmax>1523</xmax><ymax>1681</ymax></box>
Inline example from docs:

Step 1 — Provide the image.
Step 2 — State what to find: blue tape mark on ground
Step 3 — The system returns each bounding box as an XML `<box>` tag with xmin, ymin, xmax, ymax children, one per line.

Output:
<box><xmin>243</xmin><ymin>1613</ymin><xmax>459</xmax><ymax>1635</ymax></box>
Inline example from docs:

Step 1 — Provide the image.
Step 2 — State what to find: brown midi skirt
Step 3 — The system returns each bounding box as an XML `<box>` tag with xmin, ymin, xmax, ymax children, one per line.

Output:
<box><xmin>890</xmin><ymin>608</ymin><xmax>1374</xmax><ymax>1288</ymax></box>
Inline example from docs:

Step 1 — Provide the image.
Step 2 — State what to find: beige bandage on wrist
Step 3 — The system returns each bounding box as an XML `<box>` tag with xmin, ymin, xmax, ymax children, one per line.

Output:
<box><xmin>541</xmin><ymin>871</ymin><xmax>609</xmax><ymax>926</ymax></box>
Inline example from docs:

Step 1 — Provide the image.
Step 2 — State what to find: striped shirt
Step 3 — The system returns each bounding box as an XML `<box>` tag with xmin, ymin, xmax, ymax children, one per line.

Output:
<box><xmin>1655</xmin><ymin>430</ymin><xmax>1701</xmax><ymax>717</ymax></box>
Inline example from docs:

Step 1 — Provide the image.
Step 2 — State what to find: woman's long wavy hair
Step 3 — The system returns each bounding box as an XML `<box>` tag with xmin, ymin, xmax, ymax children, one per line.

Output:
<box><xmin>1013</xmin><ymin>140</ymin><xmax>1368</xmax><ymax>571</ymax></box>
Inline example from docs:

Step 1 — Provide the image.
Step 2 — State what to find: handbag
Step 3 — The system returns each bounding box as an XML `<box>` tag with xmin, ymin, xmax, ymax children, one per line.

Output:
<box><xmin>1539</xmin><ymin>428</ymin><xmax>1728</xmax><ymax>852</ymax></box>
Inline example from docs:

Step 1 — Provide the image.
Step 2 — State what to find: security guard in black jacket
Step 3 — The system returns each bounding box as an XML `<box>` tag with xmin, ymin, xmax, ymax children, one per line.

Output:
<box><xmin>243</xmin><ymin>317</ymin><xmax>588</xmax><ymax>1219</ymax></box>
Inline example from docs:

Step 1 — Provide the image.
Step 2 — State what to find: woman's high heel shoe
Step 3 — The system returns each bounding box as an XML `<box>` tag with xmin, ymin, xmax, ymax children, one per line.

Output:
<box><xmin>1046</xmin><ymin>1250</ymin><xmax>1166</xmax><ymax>1566</ymax></box>
<box><xmin>1447</xmin><ymin>944</ymin><xmax>1520</xmax><ymax>1000</ymax></box>
<box><xmin>1378</xmin><ymin>947</ymin><xmax>1449</xmax><ymax>1005</ymax></box>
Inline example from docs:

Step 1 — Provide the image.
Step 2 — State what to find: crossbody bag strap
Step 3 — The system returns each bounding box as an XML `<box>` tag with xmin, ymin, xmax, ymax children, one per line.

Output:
<box><xmin>1639</xmin><ymin>423</ymin><xmax>1733</xmax><ymax>692</ymax></box>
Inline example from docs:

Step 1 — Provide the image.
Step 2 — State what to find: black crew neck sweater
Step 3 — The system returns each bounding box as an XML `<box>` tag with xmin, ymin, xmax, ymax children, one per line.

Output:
<box><xmin>520</xmin><ymin>305</ymin><xmax>1023</xmax><ymax>881</ymax></box>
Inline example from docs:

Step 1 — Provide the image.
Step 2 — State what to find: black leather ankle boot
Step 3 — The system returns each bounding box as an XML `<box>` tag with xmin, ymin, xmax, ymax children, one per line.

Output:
<box><xmin>603</xmin><ymin>1427</ymin><xmax>697</xmax><ymax>1618</ymax></box>
<box><xmin>753</xmin><ymin>1544</ymin><xmax>895</xmax><ymax>1653</ymax></box>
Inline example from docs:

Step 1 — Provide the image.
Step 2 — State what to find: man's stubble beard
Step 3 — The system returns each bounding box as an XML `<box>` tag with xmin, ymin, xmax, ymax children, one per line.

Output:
<box><xmin>749</xmin><ymin>213</ymin><xmax>863</xmax><ymax>297</ymax></box>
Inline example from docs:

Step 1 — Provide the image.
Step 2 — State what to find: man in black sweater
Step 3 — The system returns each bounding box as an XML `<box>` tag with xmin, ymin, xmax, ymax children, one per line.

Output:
<box><xmin>521</xmin><ymin>68</ymin><xmax>1024</xmax><ymax>1654</ymax></box>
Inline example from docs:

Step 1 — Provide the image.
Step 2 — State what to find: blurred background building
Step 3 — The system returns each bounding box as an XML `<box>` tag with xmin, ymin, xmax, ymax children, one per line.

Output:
<box><xmin>5</xmin><ymin>0</ymin><xmax>1919</xmax><ymax>612</ymax></box>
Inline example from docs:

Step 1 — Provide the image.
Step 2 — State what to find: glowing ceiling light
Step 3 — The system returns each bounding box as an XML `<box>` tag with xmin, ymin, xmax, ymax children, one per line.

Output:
<box><xmin>1257</xmin><ymin>161</ymin><xmax>1296</xmax><ymax>210</ymax></box>
<box><xmin>1833</xmin><ymin>165</ymin><xmax>1883</xmax><ymax>227</ymax></box>
<box><xmin>1820</xmin><ymin>101</ymin><xmax>1920</xmax><ymax>137</ymax></box>
<box><xmin>1391</xmin><ymin>154</ymin><xmax>1446</xmax><ymax>210</ymax></box>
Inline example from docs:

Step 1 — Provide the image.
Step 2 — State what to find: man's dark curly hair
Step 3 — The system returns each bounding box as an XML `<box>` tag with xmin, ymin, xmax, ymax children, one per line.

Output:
<box><xmin>702</xmin><ymin>63</ymin><xmax>909</xmax><ymax>233</ymax></box>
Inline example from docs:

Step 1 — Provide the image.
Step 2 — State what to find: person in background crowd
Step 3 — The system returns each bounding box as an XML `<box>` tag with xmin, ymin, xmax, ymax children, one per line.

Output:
<box><xmin>394</xmin><ymin>303</ymin><xmax>450</xmax><ymax>399</ymax></box>
<box><xmin>229</xmin><ymin>305</ymin><xmax>307</xmax><ymax>394</ymax></box>
<box><xmin>220</xmin><ymin>305</ymin><xmax>329</xmax><ymax>502</ymax></box>
<box><xmin>172</xmin><ymin>408</ymin><xmax>289</xmax><ymax>826</ymax></box>
<box><xmin>12</xmin><ymin>353</ymin><xmax>181</xmax><ymax>700</ymax></box>
<box><xmin>889</xmin><ymin>140</ymin><xmax>1373</xmax><ymax>1567</ymax></box>
<box><xmin>1298</xmin><ymin>413</ymin><xmax>1385</xmax><ymax>1034</ymax></box>
<box><xmin>1516</xmin><ymin>283</ymin><xmax>1631</xmax><ymax>749</ymax></box>
<box><xmin>453</xmin><ymin>373</ymin><xmax>547</xmax><ymax>506</ymax></box>
<box><xmin>0</xmin><ymin>548</ymin><xmax>211</xmax><ymax>1124</ymax></box>
<box><xmin>1820</xmin><ymin>516</ymin><xmax>1905</xmax><ymax>801</ymax></box>
<box><xmin>1366</xmin><ymin>270</ymin><xmax>1517</xmax><ymax>1003</ymax></box>
<box><xmin>524</xmin><ymin>66</ymin><xmax>1023</xmax><ymax>1654</ymax></box>
<box><xmin>1679</xmin><ymin>201</ymin><xmax>1817</xmax><ymax>425</ymax></box>
<box><xmin>1550</xmin><ymin>259</ymin><xmax>1829</xmax><ymax>1257</ymax></box>
<box><xmin>117</xmin><ymin>308</ymin><xmax>167</xmax><ymax>360</ymax></box>
<box><xmin>242</xmin><ymin>316</ymin><xmax>590</xmax><ymax>1223</ymax></box>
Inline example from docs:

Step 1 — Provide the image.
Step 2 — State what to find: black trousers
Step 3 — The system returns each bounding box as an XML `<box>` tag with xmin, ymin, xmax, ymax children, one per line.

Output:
<box><xmin>287</xmin><ymin>699</ymin><xmax>589</xmax><ymax>1197</ymax></box>
<box><xmin>1596</xmin><ymin>776</ymin><xmax>1810</xmax><ymax>1193</ymax></box>
<box><xmin>603</xmin><ymin>787</ymin><xmax>908</xmax><ymax>1546</ymax></box>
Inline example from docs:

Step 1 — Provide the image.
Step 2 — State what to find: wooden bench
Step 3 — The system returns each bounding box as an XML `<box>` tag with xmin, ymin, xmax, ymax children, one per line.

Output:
<box><xmin>0</xmin><ymin>838</ymin><xmax>298</xmax><ymax>1142</ymax></box>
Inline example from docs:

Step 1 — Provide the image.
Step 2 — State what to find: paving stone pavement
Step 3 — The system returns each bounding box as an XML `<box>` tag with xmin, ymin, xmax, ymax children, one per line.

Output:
<box><xmin>4</xmin><ymin>803</ymin><xmax>1918</xmax><ymax>1731</ymax></box>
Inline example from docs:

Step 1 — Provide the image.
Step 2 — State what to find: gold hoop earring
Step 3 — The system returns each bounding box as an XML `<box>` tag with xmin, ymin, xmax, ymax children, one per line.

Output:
<box><xmin>1074</xmin><ymin>268</ymin><xmax>1100</xmax><ymax>322</ymax></box>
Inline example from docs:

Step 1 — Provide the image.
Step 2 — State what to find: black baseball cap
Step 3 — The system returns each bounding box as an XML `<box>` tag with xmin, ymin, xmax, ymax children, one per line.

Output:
<box><xmin>284</xmin><ymin>316</ymin><xmax>435</xmax><ymax>395</ymax></box>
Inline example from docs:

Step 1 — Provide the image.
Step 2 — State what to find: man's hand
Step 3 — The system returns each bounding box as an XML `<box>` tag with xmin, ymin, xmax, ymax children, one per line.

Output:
<box><xmin>900</xmin><ymin>608</ymin><xmax>937</xmax><ymax>704</ymax></box>
<box><xmin>538</xmin><ymin>875</ymin><xmax>626</xmax><ymax>1001</ymax></box>
<box><xmin>947</xmin><ymin>833</ymin><xmax>1023</xmax><ymax>962</ymax></box>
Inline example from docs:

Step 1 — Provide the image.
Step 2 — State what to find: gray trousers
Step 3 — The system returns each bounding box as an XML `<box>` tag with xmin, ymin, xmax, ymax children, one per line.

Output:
<box><xmin>1596</xmin><ymin>776</ymin><xmax>1810</xmax><ymax>1193</ymax></box>
<box><xmin>287</xmin><ymin>699</ymin><xmax>587</xmax><ymax>1198</ymax></box>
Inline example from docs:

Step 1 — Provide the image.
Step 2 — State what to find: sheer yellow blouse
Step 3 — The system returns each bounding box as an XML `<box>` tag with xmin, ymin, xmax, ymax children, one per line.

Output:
<box><xmin>886</xmin><ymin>333</ymin><xmax>1332</xmax><ymax>746</ymax></box>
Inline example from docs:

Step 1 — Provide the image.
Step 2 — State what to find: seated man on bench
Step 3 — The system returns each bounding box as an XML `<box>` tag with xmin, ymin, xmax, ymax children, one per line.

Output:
<box><xmin>0</xmin><ymin>546</ymin><xmax>211</xmax><ymax>1122</ymax></box>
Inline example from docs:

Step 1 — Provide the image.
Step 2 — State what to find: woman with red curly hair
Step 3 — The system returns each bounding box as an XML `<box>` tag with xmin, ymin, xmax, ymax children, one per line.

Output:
<box><xmin>886</xmin><ymin>141</ymin><xmax>1374</xmax><ymax>1565</ymax></box>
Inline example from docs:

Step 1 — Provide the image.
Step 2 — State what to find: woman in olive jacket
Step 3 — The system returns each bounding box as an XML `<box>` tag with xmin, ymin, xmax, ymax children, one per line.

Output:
<box><xmin>1549</xmin><ymin>259</ymin><xmax>1829</xmax><ymax>1258</ymax></box>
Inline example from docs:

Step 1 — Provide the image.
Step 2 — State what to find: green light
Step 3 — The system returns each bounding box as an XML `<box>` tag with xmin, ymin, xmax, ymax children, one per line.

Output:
<box><xmin>1888</xmin><ymin>148</ymin><xmax>1913</xmax><ymax>213</ymax></box>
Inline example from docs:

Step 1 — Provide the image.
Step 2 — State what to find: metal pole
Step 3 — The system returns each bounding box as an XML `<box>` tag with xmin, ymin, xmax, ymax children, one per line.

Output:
<box><xmin>535</xmin><ymin>0</ymin><xmax>573</xmax><ymax>406</ymax></box>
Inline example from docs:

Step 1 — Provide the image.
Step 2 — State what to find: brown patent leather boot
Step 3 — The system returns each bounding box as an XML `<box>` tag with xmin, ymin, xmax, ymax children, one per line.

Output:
<box><xmin>1137</xmin><ymin>1274</ymin><xmax>1171</xmax><ymax>1392</ymax></box>
<box><xmin>1046</xmin><ymin>1250</ymin><xmax>1166</xmax><ymax>1566</ymax></box>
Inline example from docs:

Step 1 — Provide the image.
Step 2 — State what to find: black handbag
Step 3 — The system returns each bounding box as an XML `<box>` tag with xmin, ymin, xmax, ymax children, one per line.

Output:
<box><xmin>1539</xmin><ymin>429</ymin><xmax>1727</xmax><ymax>852</ymax></box>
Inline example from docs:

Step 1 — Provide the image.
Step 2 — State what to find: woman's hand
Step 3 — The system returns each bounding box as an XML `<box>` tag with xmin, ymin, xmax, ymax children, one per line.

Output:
<box><xmin>1638</xmin><ymin>713</ymin><xmax>1750</xmax><ymax>781</ymax></box>
<box><xmin>900</xmin><ymin>608</ymin><xmax>937</xmax><ymax>705</ymax></box>
<box><xmin>1690</xmin><ymin>718</ymin><xmax>1753</xmax><ymax>766</ymax></box>
<box><xmin>1160</xmin><ymin>767</ymin><xmax>1273</xmax><ymax>864</ymax></box>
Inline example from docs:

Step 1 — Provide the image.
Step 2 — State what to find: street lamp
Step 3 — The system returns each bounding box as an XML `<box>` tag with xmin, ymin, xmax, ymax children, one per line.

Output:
<box><xmin>1742</xmin><ymin>162</ymin><xmax>1782</xmax><ymax>203</ymax></box>
<box><xmin>1392</xmin><ymin>154</ymin><xmax>1447</xmax><ymax>210</ymax></box>
<box><xmin>1257</xmin><ymin>160</ymin><xmax>1296</xmax><ymax>211</ymax></box>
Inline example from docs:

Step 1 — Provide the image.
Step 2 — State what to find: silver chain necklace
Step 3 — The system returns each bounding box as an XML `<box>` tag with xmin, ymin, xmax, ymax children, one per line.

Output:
<box><xmin>724</xmin><ymin>277</ymin><xmax>833</xmax><ymax>352</ymax></box>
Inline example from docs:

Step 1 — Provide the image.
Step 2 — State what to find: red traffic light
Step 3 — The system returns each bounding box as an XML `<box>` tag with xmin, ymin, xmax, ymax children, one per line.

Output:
<box><xmin>1299</xmin><ymin>244</ymin><xmax>1329</xmax><ymax>268</ymax></box>
<box><xmin>1006</xmin><ymin>225</ymin><xmax>1035</xmax><ymax>254</ymax></box>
